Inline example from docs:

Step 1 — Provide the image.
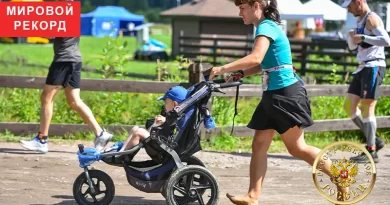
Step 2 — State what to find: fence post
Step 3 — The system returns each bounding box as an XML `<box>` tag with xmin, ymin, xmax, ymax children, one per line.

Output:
<box><xmin>188</xmin><ymin>62</ymin><xmax>212</xmax><ymax>84</ymax></box>
<box><xmin>179</xmin><ymin>30</ymin><xmax>184</xmax><ymax>54</ymax></box>
<box><xmin>300</xmin><ymin>44</ymin><xmax>308</xmax><ymax>76</ymax></box>
<box><xmin>213</xmin><ymin>38</ymin><xmax>217</xmax><ymax>65</ymax></box>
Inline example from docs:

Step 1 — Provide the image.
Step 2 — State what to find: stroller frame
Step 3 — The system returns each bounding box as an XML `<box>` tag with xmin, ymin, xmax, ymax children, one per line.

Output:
<box><xmin>73</xmin><ymin>78</ymin><xmax>243</xmax><ymax>205</ymax></box>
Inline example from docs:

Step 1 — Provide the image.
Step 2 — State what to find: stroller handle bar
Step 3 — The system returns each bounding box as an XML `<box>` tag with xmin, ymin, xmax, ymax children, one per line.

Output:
<box><xmin>202</xmin><ymin>68</ymin><xmax>243</xmax><ymax>89</ymax></box>
<box><xmin>78</xmin><ymin>144</ymin><xmax>84</xmax><ymax>153</ymax></box>
<box><xmin>207</xmin><ymin>79</ymin><xmax>243</xmax><ymax>89</ymax></box>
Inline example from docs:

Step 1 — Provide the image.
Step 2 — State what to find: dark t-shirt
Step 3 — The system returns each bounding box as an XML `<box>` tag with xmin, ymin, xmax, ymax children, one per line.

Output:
<box><xmin>53</xmin><ymin>37</ymin><xmax>82</xmax><ymax>62</ymax></box>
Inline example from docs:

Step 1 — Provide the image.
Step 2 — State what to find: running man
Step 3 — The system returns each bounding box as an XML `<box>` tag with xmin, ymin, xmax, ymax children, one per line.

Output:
<box><xmin>342</xmin><ymin>0</ymin><xmax>390</xmax><ymax>163</ymax></box>
<box><xmin>20</xmin><ymin>35</ymin><xmax>112</xmax><ymax>153</ymax></box>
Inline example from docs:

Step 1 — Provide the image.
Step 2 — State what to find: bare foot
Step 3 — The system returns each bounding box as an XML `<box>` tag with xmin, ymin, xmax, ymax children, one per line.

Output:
<box><xmin>226</xmin><ymin>193</ymin><xmax>259</xmax><ymax>205</ymax></box>
<box><xmin>336</xmin><ymin>186</ymin><xmax>349</xmax><ymax>204</ymax></box>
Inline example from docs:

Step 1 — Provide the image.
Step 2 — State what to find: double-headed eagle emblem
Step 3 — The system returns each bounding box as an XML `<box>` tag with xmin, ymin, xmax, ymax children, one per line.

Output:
<box><xmin>330</xmin><ymin>157</ymin><xmax>358</xmax><ymax>188</ymax></box>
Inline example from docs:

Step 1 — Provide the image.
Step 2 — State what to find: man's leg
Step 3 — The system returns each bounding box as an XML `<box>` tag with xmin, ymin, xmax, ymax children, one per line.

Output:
<box><xmin>344</xmin><ymin>72</ymin><xmax>365</xmax><ymax>134</ymax></box>
<box><xmin>361</xmin><ymin>99</ymin><xmax>377</xmax><ymax>146</ymax></box>
<box><xmin>350</xmin><ymin>66</ymin><xmax>386</xmax><ymax>163</ymax></box>
<box><xmin>64</xmin><ymin>86</ymin><xmax>102</xmax><ymax>136</ymax></box>
<box><xmin>345</xmin><ymin>96</ymin><xmax>385</xmax><ymax>152</ymax></box>
<box><xmin>344</xmin><ymin>93</ymin><xmax>362</xmax><ymax>130</ymax></box>
<box><xmin>39</xmin><ymin>85</ymin><xmax>62</xmax><ymax>136</ymax></box>
<box><xmin>20</xmin><ymin>85</ymin><xmax>61</xmax><ymax>153</ymax></box>
<box><xmin>350</xmin><ymin>99</ymin><xmax>380</xmax><ymax>163</ymax></box>
<box><xmin>64</xmin><ymin>86</ymin><xmax>112</xmax><ymax>151</ymax></box>
<box><xmin>344</xmin><ymin>71</ymin><xmax>384</xmax><ymax>153</ymax></box>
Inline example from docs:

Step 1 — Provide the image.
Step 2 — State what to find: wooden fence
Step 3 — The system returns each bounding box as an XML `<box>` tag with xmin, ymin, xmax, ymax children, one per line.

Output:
<box><xmin>1</xmin><ymin>63</ymin><xmax>390</xmax><ymax>137</ymax></box>
<box><xmin>0</xmin><ymin>60</ymin><xmax>158</xmax><ymax>81</ymax></box>
<box><xmin>178</xmin><ymin>36</ymin><xmax>390</xmax><ymax>78</ymax></box>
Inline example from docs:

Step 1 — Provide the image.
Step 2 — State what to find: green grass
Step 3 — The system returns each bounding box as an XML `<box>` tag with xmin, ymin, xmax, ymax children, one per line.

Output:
<box><xmin>0</xmin><ymin>34</ymin><xmax>172</xmax><ymax>77</ymax></box>
<box><xmin>1</xmin><ymin>87</ymin><xmax>390</xmax><ymax>154</ymax></box>
<box><xmin>0</xmin><ymin>64</ymin><xmax>158</xmax><ymax>81</ymax></box>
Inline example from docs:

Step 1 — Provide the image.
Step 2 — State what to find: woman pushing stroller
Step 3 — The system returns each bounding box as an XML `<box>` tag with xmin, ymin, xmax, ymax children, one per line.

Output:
<box><xmin>208</xmin><ymin>0</ymin><xmax>349</xmax><ymax>204</ymax></box>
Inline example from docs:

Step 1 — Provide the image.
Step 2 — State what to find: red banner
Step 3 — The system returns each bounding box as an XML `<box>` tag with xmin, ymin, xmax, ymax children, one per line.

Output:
<box><xmin>0</xmin><ymin>2</ymin><xmax>80</xmax><ymax>37</ymax></box>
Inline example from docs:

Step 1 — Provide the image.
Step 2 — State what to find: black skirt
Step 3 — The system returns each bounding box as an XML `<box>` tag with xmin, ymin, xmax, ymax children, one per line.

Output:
<box><xmin>247</xmin><ymin>81</ymin><xmax>314</xmax><ymax>134</ymax></box>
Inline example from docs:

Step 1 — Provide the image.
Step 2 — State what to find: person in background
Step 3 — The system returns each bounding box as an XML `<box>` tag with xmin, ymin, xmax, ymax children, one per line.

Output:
<box><xmin>341</xmin><ymin>0</ymin><xmax>389</xmax><ymax>163</ymax></box>
<box><xmin>20</xmin><ymin>0</ymin><xmax>113</xmax><ymax>153</ymax></box>
<box><xmin>292</xmin><ymin>21</ymin><xmax>305</xmax><ymax>39</ymax></box>
<box><xmin>314</xmin><ymin>19</ymin><xmax>325</xmax><ymax>32</ymax></box>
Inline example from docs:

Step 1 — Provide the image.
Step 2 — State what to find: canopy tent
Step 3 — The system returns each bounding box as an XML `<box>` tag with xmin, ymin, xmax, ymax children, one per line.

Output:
<box><xmin>278</xmin><ymin>0</ymin><xmax>324</xmax><ymax>19</ymax></box>
<box><xmin>302</xmin><ymin>0</ymin><xmax>347</xmax><ymax>21</ymax></box>
<box><xmin>81</xmin><ymin>6</ymin><xmax>144</xmax><ymax>37</ymax></box>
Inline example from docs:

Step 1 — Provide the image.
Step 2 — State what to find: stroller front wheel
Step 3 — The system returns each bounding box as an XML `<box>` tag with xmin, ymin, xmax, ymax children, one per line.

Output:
<box><xmin>73</xmin><ymin>170</ymin><xmax>115</xmax><ymax>205</ymax></box>
<box><xmin>165</xmin><ymin>165</ymin><xmax>220</xmax><ymax>205</ymax></box>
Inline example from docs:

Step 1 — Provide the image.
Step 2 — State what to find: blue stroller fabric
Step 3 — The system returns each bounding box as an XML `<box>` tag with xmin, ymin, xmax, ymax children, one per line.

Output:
<box><xmin>77</xmin><ymin>148</ymin><xmax>102</xmax><ymax>168</ymax></box>
<box><xmin>105</xmin><ymin>141</ymin><xmax>124</xmax><ymax>152</ymax></box>
<box><xmin>204</xmin><ymin>115</ymin><xmax>216</xmax><ymax>130</ymax></box>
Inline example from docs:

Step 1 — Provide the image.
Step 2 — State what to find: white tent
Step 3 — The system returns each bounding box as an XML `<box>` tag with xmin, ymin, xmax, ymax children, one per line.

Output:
<box><xmin>278</xmin><ymin>0</ymin><xmax>324</xmax><ymax>19</ymax></box>
<box><xmin>303</xmin><ymin>0</ymin><xmax>347</xmax><ymax>21</ymax></box>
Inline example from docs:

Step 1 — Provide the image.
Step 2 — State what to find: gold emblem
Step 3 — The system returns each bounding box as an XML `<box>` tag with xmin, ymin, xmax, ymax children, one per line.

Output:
<box><xmin>312</xmin><ymin>141</ymin><xmax>376</xmax><ymax>204</ymax></box>
<box><xmin>330</xmin><ymin>157</ymin><xmax>358</xmax><ymax>188</ymax></box>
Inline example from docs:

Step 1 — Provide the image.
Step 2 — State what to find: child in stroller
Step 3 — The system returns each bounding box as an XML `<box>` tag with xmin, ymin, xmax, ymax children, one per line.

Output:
<box><xmin>104</xmin><ymin>85</ymin><xmax>216</xmax><ymax>163</ymax></box>
<box><xmin>72</xmin><ymin>76</ymin><xmax>242</xmax><ymax>205</ymax></box>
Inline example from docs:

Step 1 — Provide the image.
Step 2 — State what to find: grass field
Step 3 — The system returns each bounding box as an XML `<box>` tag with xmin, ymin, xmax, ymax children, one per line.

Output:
<box><xmin>0</xmin><ymin>34</ymin><xmax>172</xmax><ymax>77</ymax></box>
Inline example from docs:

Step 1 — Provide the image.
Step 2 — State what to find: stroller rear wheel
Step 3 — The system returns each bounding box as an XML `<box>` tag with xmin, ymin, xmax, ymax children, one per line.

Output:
<box><xmin>161</xmin><ymin>156</ymin><xmax>206</xmax><ymax>200</ymax></box>
<box><xmin>73</xmin><ymin>170</ymin><xmax>115</xmax><ymax>205</ymax></box>
<box><xmin>165</xmin><ymin>165</ymin><xmax>220</xmax><ymax>205</ymax></box>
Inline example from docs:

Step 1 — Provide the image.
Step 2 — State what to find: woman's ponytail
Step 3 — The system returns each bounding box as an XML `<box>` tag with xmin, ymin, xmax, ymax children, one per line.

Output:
<box><xmin>264</xmin><ymin>0</ymin><xmax>281</xmax><ymax>24</ymax></box>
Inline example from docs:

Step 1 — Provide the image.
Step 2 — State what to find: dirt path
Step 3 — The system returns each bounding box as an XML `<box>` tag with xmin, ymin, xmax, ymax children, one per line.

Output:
<box><xmin>0</xmin><ymin>141</ymin><xmax>389</xmax><ymax>205</ymax></box>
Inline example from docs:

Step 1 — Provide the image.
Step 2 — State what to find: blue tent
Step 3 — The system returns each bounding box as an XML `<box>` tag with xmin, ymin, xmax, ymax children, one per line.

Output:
<box><xmin>81</xmin><ymin>6</ymin><xmax>144</xmax><ymax>37</ymax></box>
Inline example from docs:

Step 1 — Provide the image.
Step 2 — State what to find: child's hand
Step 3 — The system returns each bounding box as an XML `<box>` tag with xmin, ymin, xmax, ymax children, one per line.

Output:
<box><xmin>154</xmin><ymin>115</ymin><xmax>166</xmax><ymax>125</ymax></box>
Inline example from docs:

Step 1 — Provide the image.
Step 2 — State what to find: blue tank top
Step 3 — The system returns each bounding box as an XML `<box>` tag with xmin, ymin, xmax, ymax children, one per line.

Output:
<box><xmin>255</xmin><ymin>19</ymin><xmax>298</xmax><ymax>90</ymax></box>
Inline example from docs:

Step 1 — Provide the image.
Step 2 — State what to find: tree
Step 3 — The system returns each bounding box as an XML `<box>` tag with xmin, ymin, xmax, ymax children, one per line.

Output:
<box><xmin>81</xmin><ymin>0</ymin><xmax>95</xmax><ymax>13</ymax></box>
<box><xmin>135</xmin><ymin>0</ymin><xmax>149</xmax><ymax>11</ymax></box>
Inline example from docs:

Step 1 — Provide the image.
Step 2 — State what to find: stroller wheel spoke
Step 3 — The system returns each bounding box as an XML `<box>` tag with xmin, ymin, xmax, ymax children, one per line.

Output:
<box><xmin>82</xmin><ymin>188</ymin><xmax>89</xmax><ymax>198</ymax></box>
<box><xmin>173</xmin><ymin>184</ymin><xmax>188</xmax><ymax>195</ymax></box>
<box><xmin>185</xmin><ymin>173</ymin><xmax>195</xmax><ymax>192</ymax></box>
<box><xmin>196</xmin><ymin>192</ymin><xmax>205</xmax><ymax>205</ymax></box>
<box><xmin>193</xmin><ymin>184</ymin><xmax>212</xmax><ymax>190</ymax></box>
<box><xmin>94</xmin><ymin>179</ymin><xmax>101</xmax><ymax>191</ymax></box>
<box><xmin>91</xmin><ymin>195</ymin><xmax>98</xmax><ymax>203</ymax></box>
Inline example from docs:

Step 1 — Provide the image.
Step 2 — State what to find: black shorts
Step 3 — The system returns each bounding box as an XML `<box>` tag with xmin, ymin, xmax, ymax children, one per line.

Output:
<box><xmin>45</xmin><ymin>62</ymin><xmax>82</xmax><ymax>88</ymax></box>
<box><xmin>347</xmin><ymin>66</ymin><xmax>386</xmax><ymax>99</ymax></box>
<box><xmin>247</xmin><ymin>81</ymin><xmax>314</xmax><ymax>134</ymax></box>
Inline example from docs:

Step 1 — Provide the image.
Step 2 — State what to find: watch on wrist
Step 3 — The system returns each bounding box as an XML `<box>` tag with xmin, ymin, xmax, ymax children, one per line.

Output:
<box><xmin>237</xmin><ymin>70</ymin><xmax>244</xmax><ymax>77</ymax></box>
<box><xmin>361</xmin><ymin>35</ymin><xmax>365</xmax><ymax>42</ymax></box>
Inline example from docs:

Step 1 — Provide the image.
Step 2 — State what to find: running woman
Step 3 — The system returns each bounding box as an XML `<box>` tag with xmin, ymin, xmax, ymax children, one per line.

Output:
<box><xmin>209</xmin><ymin>0</ymin><xmax>348</xmax><ymax>204</ymax></box>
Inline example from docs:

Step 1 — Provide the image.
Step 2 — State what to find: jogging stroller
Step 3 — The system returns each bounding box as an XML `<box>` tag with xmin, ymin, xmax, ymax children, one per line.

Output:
<box><xmin>72</xmin><ymin>77</ymin><xmax>242</xmax><ymax>205</ymax></box>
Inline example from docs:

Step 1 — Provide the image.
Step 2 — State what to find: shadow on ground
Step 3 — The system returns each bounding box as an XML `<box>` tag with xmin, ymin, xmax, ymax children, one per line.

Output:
<box><xmin>203</xmin><ymin>150</ymin><xmax>298</xmax><ymax>160</ymax></box>
<box><xmin>0</xmin><ymin>147</ymin><xmax>75</xmax><ymax>155</ymax></box>
<box><xmin>29</xmin><ymin>195</ymin><xmax>167</xmax><ymax>205</ymax></box>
